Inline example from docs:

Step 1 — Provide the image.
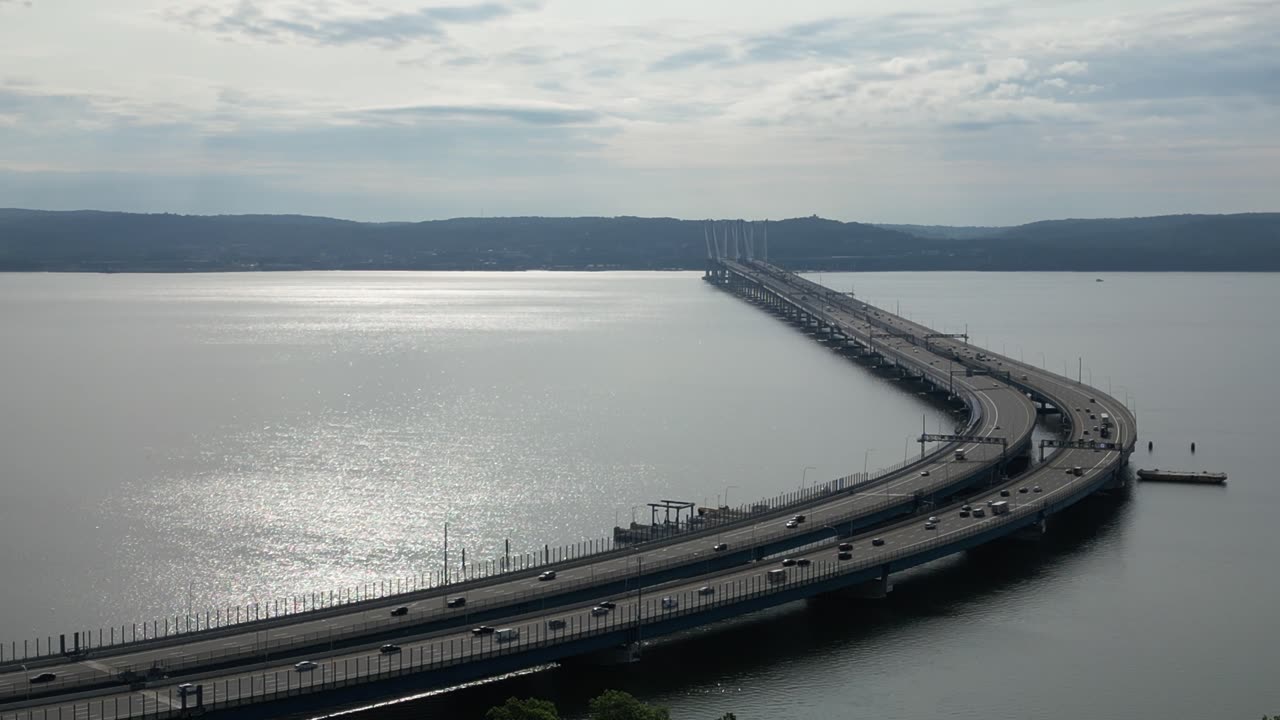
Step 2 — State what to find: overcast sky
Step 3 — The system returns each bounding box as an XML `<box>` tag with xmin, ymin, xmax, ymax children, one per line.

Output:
<box><xmin>1</xmin><ymin>0</ymin><xmax>1276</xmax><ymax>224</ymax></box>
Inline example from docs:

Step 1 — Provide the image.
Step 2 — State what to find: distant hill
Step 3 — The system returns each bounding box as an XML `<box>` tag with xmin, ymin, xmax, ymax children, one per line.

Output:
<box><xmin>0</xmin><ymin>209</ymin><xmax>1277</xmax><ymax>272</ymax></box>
<box><xmin>875</xmin><ymin>224</ymin><xmax>1011</xmax><ymax>241</ymax></box>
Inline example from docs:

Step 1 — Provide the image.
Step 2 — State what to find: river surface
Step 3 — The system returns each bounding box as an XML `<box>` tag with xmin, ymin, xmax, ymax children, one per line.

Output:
<box><xmin>0</xmin><ymin>271</ymin><xmax>1276</xmax><ymax>720</ymax></box>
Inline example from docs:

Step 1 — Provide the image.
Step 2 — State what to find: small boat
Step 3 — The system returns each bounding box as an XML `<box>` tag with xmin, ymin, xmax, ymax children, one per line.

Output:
<box><xmin>1136</xmin><ymin>468</ymin><xmax>1226</xmax><ymax>485</ymax></box>
<box><xmin>1095</xmin><ymin>278</ymin><xmax>1104</xmax><ymax>282</ymax></box>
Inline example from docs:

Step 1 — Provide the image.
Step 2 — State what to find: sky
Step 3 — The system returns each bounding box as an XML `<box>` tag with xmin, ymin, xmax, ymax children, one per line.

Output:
<box><xmin>0</xmin><ymin>0</ymin><xmax>1277</xmax><ymax>225</ymax></box>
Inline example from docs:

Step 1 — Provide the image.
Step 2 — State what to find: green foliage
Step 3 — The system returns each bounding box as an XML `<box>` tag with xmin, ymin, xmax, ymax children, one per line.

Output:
<box><xmin>484</xmin><ymin>696</ymin><xmax>561</xmax><ymax>720</ymax></box>
<box><xmin>7</xmin><ymin>208</ymin><xmax>1276</xmax><ymax>272</ymax></box>
<box><xmin>587</xmin><ymin>689</ymin><xmax>670</xmax><ymax>720</ymax></box>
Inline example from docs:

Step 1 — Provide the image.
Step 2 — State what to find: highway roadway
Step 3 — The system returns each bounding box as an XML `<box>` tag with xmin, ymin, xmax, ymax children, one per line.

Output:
<box><xmin>0</xmin><ymin>321</ymin><xmax>1034</xmax><ymax>704</ymax></box>
<box><xmin>0</xmin><ymin>433</ymin><xmax>1131</xmax><ymax>720</ymax></box>
<box><xmin>0</xmin><ymin>260</ymin><xmax>1134</xmax><ymax>716</ymax></box>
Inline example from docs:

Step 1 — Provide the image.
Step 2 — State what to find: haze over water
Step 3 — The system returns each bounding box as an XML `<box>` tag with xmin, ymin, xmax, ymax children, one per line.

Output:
<box><xmin>0</xmin><ymin>271</ymin><xmax>1276</xmax><ymax>719</ymax></box>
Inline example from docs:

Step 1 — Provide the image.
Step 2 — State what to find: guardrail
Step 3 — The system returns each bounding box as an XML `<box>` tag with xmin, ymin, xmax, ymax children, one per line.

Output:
<box><xmin>0</xmin><ymin>399</ymin><xmax>978</xmax><ymax>671</ymax></box>
<box><xmin>2</xmin><ymin>261</ymin><xmax>1129</xmax><ymax>712</ymax></box>
<box><xmin>0</xmin><ymin>453</ymin><xmax>1125</xmax><ymax>720</ymax></box>
<box><xmin>0</xmin><ymin>443</ymin><xmax>1008</xmax><ymax>702</ymax></box>
<box><xmin>1</xmin><ymin>275</ymin><xmax>995</xmax><ymax>671</ymax></box>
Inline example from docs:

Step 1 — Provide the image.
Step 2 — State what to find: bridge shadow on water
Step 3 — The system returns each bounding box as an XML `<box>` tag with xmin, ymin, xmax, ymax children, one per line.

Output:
<box><xmin>306</xmin><ymin>486</ymin><xmax>1133</xmax><ymax>720</ymax></box>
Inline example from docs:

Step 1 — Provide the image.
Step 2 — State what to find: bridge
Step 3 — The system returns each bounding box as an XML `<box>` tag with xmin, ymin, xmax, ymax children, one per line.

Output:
<box><xmin>0</xmin><ymin>260</ymin><xmax>1136</xmax><ymax>719</ymax></box>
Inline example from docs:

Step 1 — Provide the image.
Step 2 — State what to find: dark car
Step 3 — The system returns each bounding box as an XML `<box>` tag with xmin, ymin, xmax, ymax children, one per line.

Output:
<box><xmin>871</xmin><ymin>537</ymin><xmax>885</xmax><ymax>547</ymax></box>
<box><xmin>29</xmin><ymin>673</ymin><xmax>56</xmax><ymax>684</ymax></box>
<box><xmin>390</xmin><ymin>606</ymin><xmax>409</xmax><ymax>617</ymax></box>
<box><xmin>471</xmin><ymin>626</ymin><xmax>495</xmax><ymax>636</ymax></box>
<box><xmin>1000</xmin><ymin>489</ymin><xmax>1011</xmax><ymax>497</ymax></box>
<box><xmin>598</xmin><ymin>600</ymin><xmax>617</xmax><ymax>610</ymax></box>
<box><xmin>792</xmin><ymin>514</ymin><xmax>806</xmax><ymax>523</ymax></box>
<box><xmin>379</xmin><ymin>644</ymin><xmax>401</xmax><ymax>654</ymax></box>
<box><xmin>713</xmin><ymin>543</ymin><xmax>728</xmax><ymax>552</ymax></box>
<box><xmin>1018</xmin><ymin>487</ymin><xmax>1029</xmax><ymax>494</ymax></box>
<box><xmin>447</xmin><ymin>597</ymin><xmax>466</xmax><ymax>608</ymax></box>
<box><xmin>781</xmin><ymin>558</ymin><xmax>797</xmax><ymax>567</ymax></box>
<box><xmin>837</xmin><ymin>551</ymin><xmax>853</xmax><ymax>560</ymax></box>
<box><xmin>837</xmin><ymin>542</ymin><xmax>853</xmax><ymax>552</ymax></box>
<box><xmin>795</xmin><ymin>558</ymin><xmax>812</xmax><ymax>567</ymax></box>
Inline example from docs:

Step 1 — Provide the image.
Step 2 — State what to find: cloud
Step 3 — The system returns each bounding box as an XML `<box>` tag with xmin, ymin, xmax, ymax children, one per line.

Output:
<box><xmin>355</xmin><ymin>102</ymin><xmax>601</xmax><ymax>126</ymax></box>
<box><xmin>649</xmin><ymin>45</ymin><xmax>731</xmax><ymax>72</ymax></box>
<box><xmin>170</xmin><ymin>0</ymin><xmax>517</xmax><ymax>47</ymax></box>
<box><xmin>4</xmin><ymin>0</ymin><xmax>1279</xmax><ymax>223</ymax></box>
<box><xmin>1049</xmin><ymin>60</ymin><xmax>1088</xmax><ymax>76</ymax></box>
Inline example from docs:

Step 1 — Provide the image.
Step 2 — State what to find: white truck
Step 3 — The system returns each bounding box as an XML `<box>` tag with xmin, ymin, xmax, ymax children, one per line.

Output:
<box><xmin>495</xmin><ymin>628</ymin><xmax>520</xmax><ymax>643</ymax></box>
<box><xmin>991</xmin><ymin>500</ymin><xmax>1010</xmax><ymax>516</ymax></box>
<box><xmin>767</xmin><ymin>569</ymin><xmax>787</xmax><ymax>584</ymax></box>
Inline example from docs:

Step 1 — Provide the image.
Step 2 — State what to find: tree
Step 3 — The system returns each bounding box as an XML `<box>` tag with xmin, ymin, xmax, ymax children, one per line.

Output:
<box><xmin>588</xmin><ymin>689</ymin><xmax>670</xmax><ymax>720</ymax></box>
<box><xmin>485</xmin><ymin>696</ymin><xmax>560</xmax><ymax>720</ymax></box>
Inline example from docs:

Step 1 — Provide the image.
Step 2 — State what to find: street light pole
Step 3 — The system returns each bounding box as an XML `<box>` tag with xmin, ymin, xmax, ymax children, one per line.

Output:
<box><xmin>724</xmin><ymin>484</ymin><xmax>738</xmax><ymax>510</ymax></box>
<box><xmin>636</xmin><ymin>556</ymin><xmax>644</xmax><ymax>645</ymax></box>
<box><xmin>250</xmin><ymin>593</ymin><xmax>268</xmax><ymax>665</ymax></box>
<box><xmin>800</xmin><ymin>466</ymin><xmax>816</xmax><ymax>490</ymax></box>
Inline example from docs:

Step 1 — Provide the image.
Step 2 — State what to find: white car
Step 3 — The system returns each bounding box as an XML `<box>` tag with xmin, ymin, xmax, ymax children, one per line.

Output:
<box><xmin>294</xmin><ymin>661</ymin><xmax>318</xmax><ymax>672</ymax></box>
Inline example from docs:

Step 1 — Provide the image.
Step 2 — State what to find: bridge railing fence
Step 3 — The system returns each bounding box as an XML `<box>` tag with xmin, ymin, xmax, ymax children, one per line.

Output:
<box><xmin>0</xmin><ymin>437</ymin><xmax>1027</xmax><ymax>702</ymax></box>
<box><xmin>0</xmin><ymin>390</ymin><xmax>980</xmax><ymax>672</ymax></box>
<box><xmin>0</xmin><ymin>459</ymin><xmax>1128</xmax><ymax>720</ymax></box>
<box><xmin>0</xmin><ymin>265</ymin><xmax>995</xmax><ymax>675</ymax></box>
<box><xmin>2</xmin><ymin>283</ymin><xmax>1001</xmax><ymax>694</ymax></box>
<box><xmin>1</xmin><ymin>269</ymin><xmax>1012</xmax><ymax>706</ymax></box>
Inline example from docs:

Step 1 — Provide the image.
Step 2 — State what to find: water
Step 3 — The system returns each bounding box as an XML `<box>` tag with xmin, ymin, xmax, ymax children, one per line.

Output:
<box><xmin>1</xmin><ymin>271</ymin><xmax>1276</xmax><ymax>719</ymax></box>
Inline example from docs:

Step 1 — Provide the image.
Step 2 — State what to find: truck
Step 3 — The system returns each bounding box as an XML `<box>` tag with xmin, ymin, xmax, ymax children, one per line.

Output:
<box><xmin>954</xmin><ymin>449</ymin><xmax>966</xmax><ymax>461</ymax></box>
<box><xmin>990</xmin><ymin>500</ymin><xmax>1010</xmax><ymax>516</ymax></box>
<box><xmin>495</xmin><ymin>628</ymin><xmax>520</xmax><ymax>643</ymax></box>
<box><xmin>767</xmin><ymin>569</ymin><xmax>787</xmax><ymax>584</ymax></box>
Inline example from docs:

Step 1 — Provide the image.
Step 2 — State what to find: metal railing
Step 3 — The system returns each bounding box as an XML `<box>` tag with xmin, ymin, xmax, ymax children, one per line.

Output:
<box><xmin>0</xmin><ymin>456</ymin><xmax>1124</xmax><ymax>720</ymax></box>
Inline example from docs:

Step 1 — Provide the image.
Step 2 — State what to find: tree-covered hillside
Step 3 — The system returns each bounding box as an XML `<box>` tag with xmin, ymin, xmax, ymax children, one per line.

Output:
<box><xmin>1</xmin><ymin>210</ymin><xmax>1276</xmax><ymax>271</ymax></box>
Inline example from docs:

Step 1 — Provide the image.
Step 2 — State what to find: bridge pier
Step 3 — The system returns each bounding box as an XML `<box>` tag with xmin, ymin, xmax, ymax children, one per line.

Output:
<box><xmin>823</xmin><ymin>571</ymin><xmax>894</xmax><ymax>600</ymax></box>
<box><xmin>1011</xmin><ymin>516</ymin><xmax>1048</xmax><ymax>542</ymax></box>
<box><xmin>567</xmin><ymin>642</ymin><xmax>642</xmax><ymax>666</ymax></box>
<box><xmin>1102</xmin><ymin>466</ymin><xmax>1131</xmax><ymax>492</ymax></box>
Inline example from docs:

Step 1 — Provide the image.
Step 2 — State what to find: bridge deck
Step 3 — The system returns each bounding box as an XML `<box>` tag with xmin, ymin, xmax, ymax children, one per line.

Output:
<box><xmin>1</xmin><ymin>262</ymin><xmax>1135</xmax><ymax>718</ymax></box>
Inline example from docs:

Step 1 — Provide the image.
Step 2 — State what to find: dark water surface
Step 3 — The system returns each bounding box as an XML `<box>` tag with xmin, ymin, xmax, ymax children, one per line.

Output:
<box><xmin>1</xmin><ymin>271</ymin><xmax>1276</xmax><ymax>719</ymax></box>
